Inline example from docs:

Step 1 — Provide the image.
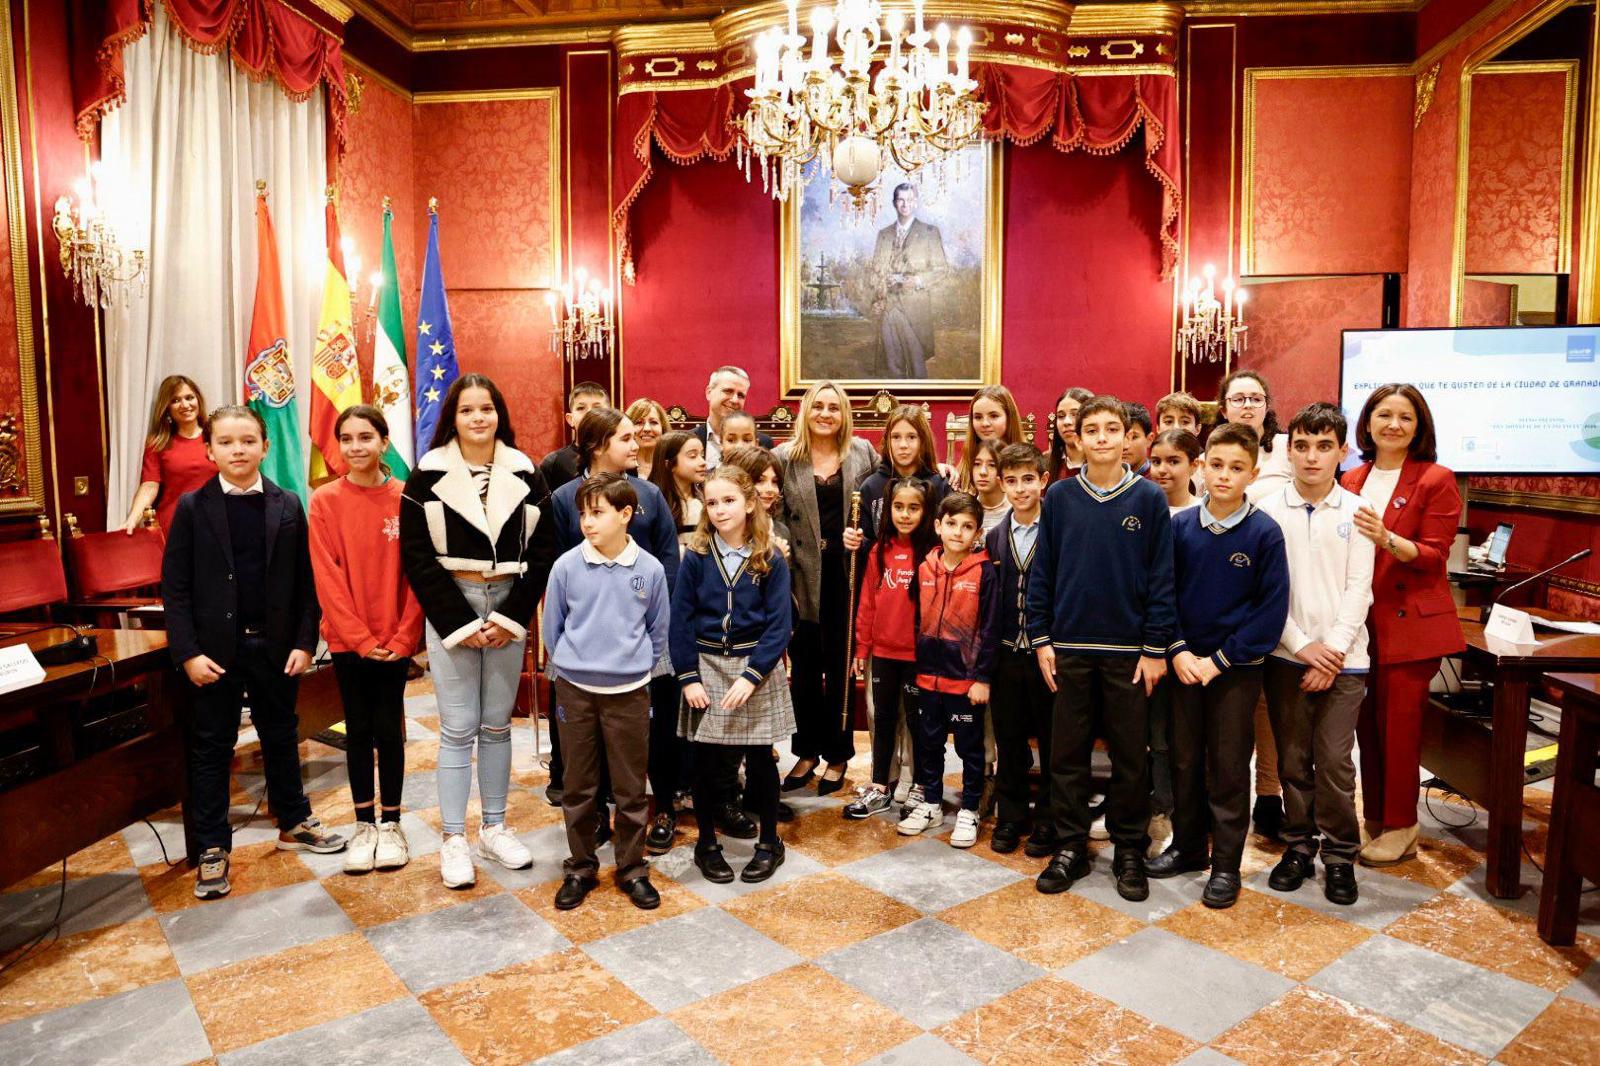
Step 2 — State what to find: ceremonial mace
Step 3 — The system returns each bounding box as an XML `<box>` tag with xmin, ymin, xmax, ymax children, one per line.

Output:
<box><xmin>842</xmin><ymin>490</ymin><xmax>862</xmax><ymax>731</ymax></box>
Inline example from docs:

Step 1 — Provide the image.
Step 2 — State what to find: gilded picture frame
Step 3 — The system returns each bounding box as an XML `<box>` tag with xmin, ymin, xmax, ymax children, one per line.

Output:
<box><xmin>0</xmin><ymin>0</ymin><xmax>44</xmax><ymax>516</ymax></box>
<box><xmin>779</xmin><ymin>138</ymin><xmax>1003</xmax><ymax>398</ymax></box>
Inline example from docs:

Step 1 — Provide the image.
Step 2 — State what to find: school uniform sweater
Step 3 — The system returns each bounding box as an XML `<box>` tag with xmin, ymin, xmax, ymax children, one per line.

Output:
<box><xmin>915</xmin><ymin>547</ymin><xmax>1000</xmax><ymax>695</ymax></box>
<box><xmin>1256</xmin><ymin>482</ymin><xmax>1377</xmax><ymax>672</ymax></box>
<box><xmin>309</xmin><ymin>476</ymin><xmax>425</xmax><ymax>657</ymax></box>
<box><xmin>1169</xmin><ymin>501</ymin><xmax>1291</xmax><ymax>670</ymax></box>
<box><xmin>670</xmin><ymin>544</ymin><xmax>793</xmax><ymax>687</ymax></box>
<box><xmin>854</xmin><ymin>536</ymin><xmax>919</xmax><ymax>662</ymax></box>
<box><xmin>550</xmin><ymin>473</ymin><xmax>679</xmax><ymax>594</ymax></box>
<box><xmin>985</xmin><ymin>511</ymin><xmax>1041</xmax><ymax>652</ymax></box>
<box><xmin>543</xmin><ymin>537</ymin><xmax>669</xmax><ymax>692</ymax></box>
<box><xmin>1026</xmin><ymin>468</ymin><xmax>1177</xmax><ymax>657</ymax></box>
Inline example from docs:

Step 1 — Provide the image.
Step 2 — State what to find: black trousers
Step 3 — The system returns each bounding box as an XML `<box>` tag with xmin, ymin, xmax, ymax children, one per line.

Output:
<box><xmin>1148</xmin><ymin>676</ymin><xmax>1175</xmax><ymax>814</ymax></box>
<box><xmin>694</xmin><ymin>742</ymin><xmax>779</xmax><ymax>847</ymax></box>
<box><xmin>991</xmin><ymin>650</ymin><xmax>1053</xmax><ymax>827</ymax></box>
<box><xmin>1169</xmin><ymin>666</ymin><xmax>1262</xmax><ymax>873</ymax></box>
<box><xmin>869</xmin><ymin>657</ymin><xmax>919</xmax><ymax>786</ymax></box>
<box><xmin>647</xmin><ymin>675</ymin><xmax>685</xmax><ymax>812</ymax></box>
<box><xmin>916</xmin><ymin>689</ymin><xmax>987</xmax><ymax>810</ymax></box>
<box><xmin>331</xmin><ymin>653</ymin><xmax>410</xmax><ymax>821</ymax></box>
<box><xmin>1048</xmin><ymin>654</ymin><xmax>1150</xmax><ymax>852</ymax></box>
<box><xmin>789</xmin><ymin>550</ymin><xmax>856</xmax><ymax>766</ymax></box>
<box><xmin>188</xmin><ymin>635</ymin><xmax>312</xmax><ymax>852</ymax></box>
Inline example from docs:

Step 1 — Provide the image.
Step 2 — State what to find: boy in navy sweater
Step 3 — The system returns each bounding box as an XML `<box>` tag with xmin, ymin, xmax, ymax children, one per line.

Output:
<box><xmin>1028</xmin><ymin>395</ymin><xmax>1175</xmax><ymax>900</ymax></box>
<box><xmin>1147</xmin><ymin>423</ymin><xmax>1290</xmax><ymax>909</ymax></box>
<box><xmin>986</xmin><ymin>444</ymin><xmax>1055</xmax><ymax>857</ymax></box>
<box><xmin>543</xmin><ymin>474</ymin><xmax>669</xmax><ymax>912</ymax></box>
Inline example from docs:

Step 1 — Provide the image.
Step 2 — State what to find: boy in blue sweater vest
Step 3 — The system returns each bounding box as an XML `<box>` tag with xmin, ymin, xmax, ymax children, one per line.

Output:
<box><xmin>1028</xmin><ymin>396</ymin><xmax>1176</xmax><ymax>901</ymax></box>
<box><xmin>543</xmin><ymin>474</ymin><xmax>669</xmax><ymax>912</ymax></box>
<box><xmin>1147</xmin><ymin>423</ymin><xmax>1290</xmax><ymax>909</ymax></box>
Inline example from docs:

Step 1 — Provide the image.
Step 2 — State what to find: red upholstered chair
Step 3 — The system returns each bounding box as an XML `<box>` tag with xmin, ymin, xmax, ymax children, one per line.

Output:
<box><xmin>63</xmin><ymin>510</ymin><xmax>165</xmax><ymax>628</ymax></box>
<box><xmin>0</xmin><ymin>516</ymin><xmax>68</xmax><ymax>618</ymax></box>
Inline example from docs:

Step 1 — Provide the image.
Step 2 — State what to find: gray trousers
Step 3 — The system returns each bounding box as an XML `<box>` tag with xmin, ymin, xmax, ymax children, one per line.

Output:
<box><xmin>1263</xmin><ymin>659</ymin><xmax>1365</xmax><ymax>865</ymax></box>
<box><xmin>554</xmin><ymin>679</ymin><xmax>651</xmax><ymax>883</ymax></box>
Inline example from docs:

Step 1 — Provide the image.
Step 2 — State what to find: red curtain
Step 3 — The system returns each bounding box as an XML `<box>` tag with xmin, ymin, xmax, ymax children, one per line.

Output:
<box><xmin>72</xmin><ymin>0</ymin><xmax>348</xmax><ymax>151</ymax></box>
<box><xmin>613</xmin><ymin>64</ymin><xmax>1181</xmax><ymax>281</ymax></box>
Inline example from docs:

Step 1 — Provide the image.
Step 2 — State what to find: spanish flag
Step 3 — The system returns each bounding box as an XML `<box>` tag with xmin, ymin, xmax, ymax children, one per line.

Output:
<box><xmin>309</xmin><ymin>189</ymin><xmax>361</xmax><ymax>482</ymax></box>
<box><xmin>243</xmin><ymin>183</ymin><xmax>308</xmax><ymax>504</ymax></box>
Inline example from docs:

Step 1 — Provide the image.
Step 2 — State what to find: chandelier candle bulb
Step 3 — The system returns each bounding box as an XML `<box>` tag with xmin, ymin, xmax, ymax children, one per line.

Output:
<box><xmin>811</xmin><ymin>8</ymin><xmax>831</xmax><ymax>67</ymax></box>
<box><xmin>914</xmin><ymin>0</ymin><xmax>924</xmax><ymax>37</ymax></box>
<box><xmin>787</xmin><ymin>0</ymin><xmax>799</xmax><ymax>37</ymax></box>
<box><xmin>956</xmin><ymin>26</ymin><xmax>972</xmax><ymax>83</ymax></box>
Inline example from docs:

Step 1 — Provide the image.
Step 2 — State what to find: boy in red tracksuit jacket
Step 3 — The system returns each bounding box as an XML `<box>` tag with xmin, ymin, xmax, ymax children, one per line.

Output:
<box><xmin>898</xmin><ymin>492</ymin><xmax>1000</xmax><ymax>848</ymax></box>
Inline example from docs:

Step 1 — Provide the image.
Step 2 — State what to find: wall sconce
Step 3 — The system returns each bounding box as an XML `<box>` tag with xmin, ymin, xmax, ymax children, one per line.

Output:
<box><xmin>52</xmin><ymin>163</ymin><xmax>145</xmax><ymax>309</ymax></box>
<box><xmin>546</xmin><ymin>266</ymin><xmax>613</xmax><ymax>362</ymax></box>
<box><xmin>1178</xmin><ymin>262</ymin><xmax>1247</xmax><ymax>367</ymax></box>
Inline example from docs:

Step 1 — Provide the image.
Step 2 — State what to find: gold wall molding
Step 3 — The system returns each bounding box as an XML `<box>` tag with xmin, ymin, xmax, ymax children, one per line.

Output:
<box><xmin>1182</xmin><ymin>0</ymin><xmax>1422</xmax><ymax>13</ymax></box>
<box><xmin>344</xmin><ymin>54</ymin><xmax>411</xmax><ymax>101</ymax></box>
<box><xmin>1414</xmin><ymin>63</ymin><xmax>1438</xmax><ymax>127</ymax></box>
<box><xmin>1468</xmin><ymin>487</ymin><xmax>1600</xmax><ymax>516</ymax></box>
<box><xmin>1580</xmin><ymin>5</ymin><xmax>1600</xmax><ymax>324</ymax></box>
<box><xmin>307</xmin><ymin>0</ymin><xmax>354</xmax><ymax>24</ymax></box>
<box><xmin>7</xmin><ymin>0</ymin><xmax>46</xmax><ymax>517</ymax></box>
<box><xmin>412</xmin><ymin>86</ymin><xmax>560</xmax><ymax>103</ymax></box>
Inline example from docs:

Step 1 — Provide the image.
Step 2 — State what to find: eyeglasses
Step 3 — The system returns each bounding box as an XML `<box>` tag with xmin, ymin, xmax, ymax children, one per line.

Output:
<box><xmin>1226</xmin><ymin>395</ymin><xmax>1267</xmax><ymax>408</ymax></box>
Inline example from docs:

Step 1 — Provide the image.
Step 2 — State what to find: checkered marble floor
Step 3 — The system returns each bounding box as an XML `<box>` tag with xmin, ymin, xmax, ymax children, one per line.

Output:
<box><xmin>2</xmin><ymin>678</ymin><xmax>1598</xmax><ymax>1066</ymax></box>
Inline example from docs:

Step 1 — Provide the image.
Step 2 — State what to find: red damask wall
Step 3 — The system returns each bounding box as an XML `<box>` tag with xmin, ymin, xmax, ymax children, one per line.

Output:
<box><xmin>1459</xmin><ymin>277</ymin><xmax>1517</xmax><ymax>325</ymax></box>
<box><xmin>1239</xmin><ymin>275</ymin><xmax>1384</xmax><ymax>420</ymax></box>
<box><xmin>1464</xmin><ymin>67</ymin><xmax>1571</xmax><ymax>275</ymax></box>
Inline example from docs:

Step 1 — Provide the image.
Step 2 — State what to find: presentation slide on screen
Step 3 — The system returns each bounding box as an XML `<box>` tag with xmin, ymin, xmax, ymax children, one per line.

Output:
<box><xmin>1341</xmin><ymin>326</ymin><xmax>1600</xmax><ymax>475</ymax></box>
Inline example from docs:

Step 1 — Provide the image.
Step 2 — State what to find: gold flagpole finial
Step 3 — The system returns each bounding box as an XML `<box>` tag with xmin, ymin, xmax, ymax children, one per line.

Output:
<box><xmin>255</xmin><ymin>179</ymin><xmax>267</xmax><ymax>195</ymax></box>
<box><xmin>381</xmin><ymin>194</ymin><xmax>392</xmax><ymax>213</ymax></box>
<box><xmin>428</xmin><ymin>197</ymin><xmax>438</xmax><ymax>216</ymax></box>
<box><xmin>325</xmin><ymin>182</ymin><xmax>337</xmax><ymax>204</ymax></box>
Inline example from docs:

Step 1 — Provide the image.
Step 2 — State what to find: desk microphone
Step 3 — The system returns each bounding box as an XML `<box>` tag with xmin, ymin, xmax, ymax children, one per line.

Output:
<box><xmin>1481</xmin><ymin>548</ymin><xmax>1592</xmax><ymax>622</ymax></box>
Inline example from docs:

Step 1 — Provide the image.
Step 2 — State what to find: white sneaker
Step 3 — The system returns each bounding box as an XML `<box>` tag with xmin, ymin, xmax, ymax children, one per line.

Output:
<box><xmin>342</xmin><ymin>822</ymin><xmax>379</xmax><ymax>874</ymax></box>
<box><xmin>440</xmin><ymin>833</ymin><xmax>476</xmax><ymax>888</ymax></box>
<box><xmin>950</xmin><ymin>809</ymin><xmax>979</xmax><ymax>848</ymax></box>
<box><xmin>901</xmin><ymin>783</ymin><xmax>925</xmax><ymax>819</ymax></box>
<box><xmin>892</xmin><ymin>778</ymin><xmax>912</xmax><ymax>804</ymax></box>
<box><xmin>374</xmin><ymin>822</ymin><xmax>410</xmax><ymax>869</ymax></box>
<box><xmin>897</xmin><ymin>801</ymin><xmax>945</xmax><ymax>836</ymax></box>
<box><xmin>1146</xmin><ymin>813</ymin><xmax>1173</xmax><ymax>859</ymax></box>
<box><xmin>476</xmin><ymin>822</ymin><xmax>533</xmax><ymax>870</ymax></box>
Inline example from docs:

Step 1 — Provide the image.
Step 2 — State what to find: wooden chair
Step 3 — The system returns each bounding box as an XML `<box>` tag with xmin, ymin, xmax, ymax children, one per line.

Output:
<box><xmin>666</xmin><ymin>389</ymin><xmax>919</xmax><ymax>448</ymax></box>
<box><xmin>0</xmin><ymin>516</ymin><xmax>68</xmax><ymax>619</ymax></box>
<box><xmin>63</xmin><ymin>510</ymin><xmax>165</xmax><ymax>629</ymax></box>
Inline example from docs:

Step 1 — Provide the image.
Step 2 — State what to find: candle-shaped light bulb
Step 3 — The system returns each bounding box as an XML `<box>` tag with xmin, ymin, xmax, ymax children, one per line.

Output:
<box><xmin>811</xmin><ymin>8</ymin><xmax>832</xmax><ymax>66</ymax></box>
<box><xmin>935</xmin><ymin>22</ymin><xmax>951</xmax><ymax>79</ymax></box>
<box><xmin>545</xmin><ymin>290</ymin><xmax>558</xmax><ymax>325</ymax></box>
<box><xmin>1223</xmin><ymin>277</ymin><xmax>1234</xmax><ymax>316</ymax></box>
<box><xmin>787</xmin><ymin>0</ymin><xmax>798</xmax><ymax>37</ymax></box>
<box><xmin>956</xmin><ymin>26</ymin><xmax>972</xmax><ymax>82</ymax></box>
<box><xmin>914</xmin><ymin>0</ymin><xmax>925</xmax><ymax>36</ymax></box>
<box><xmin>367</xmin><ymin>270</ymin><xmax>384</xmax><ymax>309</ymax></box>
<box><xmin>575</xmin><ymin>266</ymin><xmax>587</xmax><ymax>285</ymax></box>
<box><xmin>1234</xmin><ymin>288</ymin><xmax>1247</xmax><ymax>324</ymax></box>
<box><xmin>1188</xmin><ymin>276</ymin><xmax>1202</xmax><ymax>295</ymax></box>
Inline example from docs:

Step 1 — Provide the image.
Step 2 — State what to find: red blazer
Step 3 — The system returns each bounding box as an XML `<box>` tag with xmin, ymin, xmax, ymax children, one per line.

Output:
<box><xmin>1341</xmin><ymin>458</ymin><xmax>1466</xmax><ymax>664</ymax></box>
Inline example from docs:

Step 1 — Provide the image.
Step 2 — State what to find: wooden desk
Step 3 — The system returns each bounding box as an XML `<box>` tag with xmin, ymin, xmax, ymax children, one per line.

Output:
<box><xmin>1539</xmin><ymin>673</ymin><xmax>1600</xmax><ymax>945</ymax></box>
<box><xmin>0</xmin><ymin>628</ymin><xmax>189</xmax><ymax>887</ymax></box>
<box><xmin>1440</xmin><ymin>613</ymin><xmax>1600</xmax><ymax>899</ymax></box>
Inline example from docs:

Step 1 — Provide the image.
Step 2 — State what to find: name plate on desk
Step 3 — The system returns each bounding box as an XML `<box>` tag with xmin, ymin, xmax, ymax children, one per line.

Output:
<box><xmin>0</xmin><ymin>643</ymin><xmax>46</xmax><ymax>694</ymax></box>
<box><xmin>1486</xmin><ymin>604</ymin><xmax>1540</xmax><ymax>647</ymax></box>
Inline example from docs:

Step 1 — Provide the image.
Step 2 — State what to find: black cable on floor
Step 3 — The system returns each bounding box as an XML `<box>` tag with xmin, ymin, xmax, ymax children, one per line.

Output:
<box><xmin>0</xmin><ymin>860</ymin><xmax>68</xmax><ymax>978</ymax></box>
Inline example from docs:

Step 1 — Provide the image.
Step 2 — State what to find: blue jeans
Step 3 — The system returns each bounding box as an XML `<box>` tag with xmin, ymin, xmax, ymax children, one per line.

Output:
<box><xmin>426</xmin><ymin>577</ymin><xmax>526</xmax><ymax>836</ymax></box>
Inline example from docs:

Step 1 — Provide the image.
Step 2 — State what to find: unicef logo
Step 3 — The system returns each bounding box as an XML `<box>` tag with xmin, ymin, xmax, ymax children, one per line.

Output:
<box><xmin>1122</xmin><ymin>516</ymin><xmax>1142</xmax><ymax>533</ymax></box>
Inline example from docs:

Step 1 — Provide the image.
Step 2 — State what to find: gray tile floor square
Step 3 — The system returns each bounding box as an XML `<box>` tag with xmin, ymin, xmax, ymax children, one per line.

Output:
<box><xmin>1308</xmin><ymin>934</ymin><xmax>1555</xmax><ymax>1058</ymax></box>
<box><xmin>1564</xmin><ymin>959</ymin><xmax>1600</xmax><ymax>1008</ymax></box>
<box><xmin>218</xmin><ymin>997</ymin><xmax>465</xmax><ymax>1065</ymax></box>
<box><xmin>537</xmin><ymin>1016</ymin><xmax>719</xmax><ymax>1066</ymax></box>
<box><xmin>1178</xmin><ymin>1050</ymin><xmax>1245</xmax><ymax>1066</ymax></box>
<box><xmin>654</xmin><ymin>839</ymin><xmax>828</xmax><ymax>903</ymax></box>
<box><xmin>365</xmin><ymin>892</ymin><xmax>569</xmax><ymax>992</ymax></box>
<box><xmin>860</xmin><ymin>1032</ymin><xmax>980</xmax><ymax>1066</ymax></box>
<box><xmin>1068</xmin><ymin>863</ymin><xmax>1209</xmax><ymax>923</ymax></box>
<box><xmin>1056</xmin><ymin>928</ymin><xmax>1294</xmax><ymax>1043</ymax></box>
<box><xmin>0</xmin><ymin>872</ymin><xmax>152</xmax><ymax>952</ymax></box>
<box><xmin>0</xmin><ymin>978</ymin><xmax>212</xmax><ymax>1066</ymax></box>
<box><xmin>581</xmin><ymin>907</ymin><xmax>802</xmax><ymax>1011</ymax></box>
<box><xmin>837</xmin><ymin>839</ymin><xmax>1022</xmax><ymax>913</ymax></box>
<box><xmin>817</xmin><ymin>917</ymin><xmax>1043</xmax><ymax>1029</ymax></box>
<box><xmin>160</xmin><ymin>880</ymin><xmax>354</xmax><ymax>974</ymax></box>
<box><xmin>1245</xmin><ymin>862</ymin><xmax>1439</xmax><ymax>930</ymax></box>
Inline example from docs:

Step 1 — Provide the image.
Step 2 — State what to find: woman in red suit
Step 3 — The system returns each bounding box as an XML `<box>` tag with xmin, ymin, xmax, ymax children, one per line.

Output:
<box><xmin>1341</xmin><ymin>383</ymin><xmax>1465</xmax><ymax>866</ymax></box>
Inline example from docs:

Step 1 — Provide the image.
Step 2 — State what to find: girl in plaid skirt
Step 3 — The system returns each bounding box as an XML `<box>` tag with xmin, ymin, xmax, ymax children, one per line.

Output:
<box><xmin>671</xmin><ymin>464</ymin><xmax>795</xmax><ymax>885</ymax></box>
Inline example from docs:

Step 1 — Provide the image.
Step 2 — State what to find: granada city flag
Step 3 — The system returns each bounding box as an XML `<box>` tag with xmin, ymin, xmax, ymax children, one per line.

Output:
<box><xmin>372</xmin><ymin>201</ymin><xmax>413</xmax><ymax>477</ymax></box>
<box><xmin>308</xmin><ymin>193</ymin><xmax>362</xmax><ymax>482</ymax></box>
<box><xmin>243</xmin><ymin>184</ymin><xmax>308</xmax><ymax>505</ymax></box>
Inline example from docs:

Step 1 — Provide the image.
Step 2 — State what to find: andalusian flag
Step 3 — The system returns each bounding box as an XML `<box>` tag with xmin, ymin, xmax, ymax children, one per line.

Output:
<box><xmin>243</xmin><ymin>183</ymin><xmax>308</xmax><ymax>504</ymax></box>
<box><xmin>372</xmin><ymin>201</ymin><xmax>413</xmax><ymax>476</ymax></box>
<box><xmin>308</xmin><ymin>190</ymin><xmax>361</xmax><ymax>482</ymax></box>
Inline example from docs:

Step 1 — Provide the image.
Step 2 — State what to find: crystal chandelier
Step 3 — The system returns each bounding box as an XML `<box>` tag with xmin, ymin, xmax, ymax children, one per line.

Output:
<box><xmin>1178</xmin><ymin>263</ymin><xmax>1248</xmax><ymax>365</ymax></box>
<box><xmin>737</xmin><ymin>0</ymin><xmax>987</xmax><ymax>212</ymax></box>
<box><xmin>544</xmin><ymin>267</ymin><xmax>613</xmax><ymax>362</ymax></box>
<box><xmin>51</xmin><ymin>165</ymin><xmax>146</xmax><ymax>309</ymax></box>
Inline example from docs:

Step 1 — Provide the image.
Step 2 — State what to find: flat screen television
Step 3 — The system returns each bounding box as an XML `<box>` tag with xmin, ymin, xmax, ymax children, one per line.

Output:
<box><xmin>1340</xmin><ymin>325</ymin><xmax>1600</xmax><ymax>475</ymax></box>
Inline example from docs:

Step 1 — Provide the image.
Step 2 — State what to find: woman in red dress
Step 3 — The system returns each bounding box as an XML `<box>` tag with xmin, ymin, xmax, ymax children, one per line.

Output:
<box><xmin>1341</xmin><ymin>383</ymin><xmax>1465</xmax><ymax>866</ymax></box>
<box><xmin>123</xmin><ymin>375</ymin><xmax>214</xmax><ymax>534</ymax></box>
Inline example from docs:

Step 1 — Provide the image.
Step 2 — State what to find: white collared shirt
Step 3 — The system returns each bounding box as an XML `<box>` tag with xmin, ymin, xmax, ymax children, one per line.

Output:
<box><xmin>219</xmin><ymin>474</ymin><xmax>264</xmax><ymax>495</ymax></box>
<box><xmin>579</xmin><ymin>535</ymin><xmax>640</xmax><ymax>568</ymax></box>
<box><xmin>1257</xmin><ymin>481</ymin><xmax>1376</xmax><ymax>671</ymax></box>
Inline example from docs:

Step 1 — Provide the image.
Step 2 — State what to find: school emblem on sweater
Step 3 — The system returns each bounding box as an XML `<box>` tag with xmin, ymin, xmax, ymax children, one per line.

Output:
<box><xmin>631</xmin><ymin>575</ymin><xmax>648</xmax><ymax>598</ymax></box>
<box><xmin>1337</xmin><ymin>521</ymin><xmax>1353</xmax><ymax>540</ymax></box>
<box><xmin>1229</xmin><ymin>552</ymin><xmax>1252</xmax><ymax>568</ymax></box>
<box><xmin>382</xmin><ymin>516</ymin><xmax>400</xmax><ymax>541</ymax></box>
<box><xmin>244</xmin><ymin>338</ymin><xmax>294</xmax><ymax>408</ymax></box>
<box><xmin>1122</xmin><ymin>515</ymin><xmax>1142</xmax><ymax>532</ymax></box>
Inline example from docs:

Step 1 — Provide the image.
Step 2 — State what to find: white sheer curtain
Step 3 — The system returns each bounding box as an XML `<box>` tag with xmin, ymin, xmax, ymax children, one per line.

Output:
<box><xmin>101</xmin><ymin>3</ymin><xmax>327</xmax><ymax>525</ymax></box>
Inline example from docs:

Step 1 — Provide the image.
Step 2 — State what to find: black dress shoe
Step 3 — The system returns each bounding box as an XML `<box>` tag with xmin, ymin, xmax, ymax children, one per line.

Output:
<box><xmin>741</xmin><ymin>841</ymin><xmax>786</xmax><ymax>882</ymax></box>
<box><xmin>1024</xmin><ymin>828</ymin><xmax>1060</xmax><ymax>859</ymax></box>
<box><xmin>1147</xmin><ymin>846</ymin><xmax>1211</xmax><ymax>879</ymax></box>
<box><xmin>816</xmin><ymin>765</ymin><xmax>848</xmax><ymax>796</ymax></box>
<box><xmin>990</xmin><ymin>822</ymin><xmax>1025</xmax><ymax>854</ymax></box>
<box><xmin>544</xmin><ymin>784</ymin><xmax>564</xmax><ymax>807</ymax></box>
<box><xmin>781</xmin><ymin>767</ymin><xmax>816</xmax><ymax>792</ymax></box>
<box><xmin>776</xmin><ymin>801</ymin><xmax>796</xmax><ymax>823</ymax></box>
<box><xmin>1113</xmin><ymin>849</ymin><xmax>1149</xmax><ymax>902</ymax></box>
<box><xmin>645</xmin><ymin>812</ymin><xmax>676</xmax><ymax>855</ymax></box>
<box><xmin>1035</xmin><ymin>849</ymin><xmax>1091</xmax><ymax>894</ymax></box>
<box><xmin>621</xmin><ymin>875</ymin><xmax>662</xmax><ymax>910</ymax></box>
<box><xmin>716</xmin><ymin>804</ymin><xmax>758</xmax><ymax>839</ymax></box>
<box><xmin>694</xmin><ymin>844</ymin><xmax>735</xmax><ymax>883</ymax></box>
<box><xmin>1252</xmin><ymin>795</ymin><xmax>1284</xmax><ymax>842</ymax></box>
<box><xmin>1323</xmin><ymin>862</ymin><xmax>1359</xmax><ymax>905</ymax></box>
<box><xmin>554</xmin><ymin>873</ymin><xmax>597</xmax><ymax>910</ymax></box>
<box><xmin>1202</xmin><ymin>870</ymin><xmax>1241</xmax><ymax>909</ymax></box>
<box><xmin>1268</xmin><ymin>851</ymin><xmax>1314</xmax><ymax>893</ymax></box>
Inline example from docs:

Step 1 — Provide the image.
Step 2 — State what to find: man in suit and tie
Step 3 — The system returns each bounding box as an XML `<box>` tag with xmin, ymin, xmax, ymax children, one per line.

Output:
<box><xmin>870</xmin><ymin>182</ymin><xmax>949</xmax><ymax>379</ymax></box>
<box><xmin>693</xmin><ymin>365</ymin><xmax>774</xmax><ymax>466</ymax></box>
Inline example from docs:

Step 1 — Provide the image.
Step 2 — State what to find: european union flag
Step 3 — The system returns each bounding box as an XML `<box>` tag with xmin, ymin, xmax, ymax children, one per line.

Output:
<box><xmin>414</xmin><ymin>208</ymin><xmax>459</xmax><ymax>451</ymax></box>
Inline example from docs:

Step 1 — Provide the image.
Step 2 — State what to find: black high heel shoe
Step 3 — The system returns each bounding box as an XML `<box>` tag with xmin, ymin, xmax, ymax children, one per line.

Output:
<box><xmin>781</xmin><ymin>762</ymin><xmax>817</xmax><ymax>792</ymax></box>
<box><xmin>816</xmin><ymin>764</ymin><xmax>848</xmax><ymax>797</ymax></box>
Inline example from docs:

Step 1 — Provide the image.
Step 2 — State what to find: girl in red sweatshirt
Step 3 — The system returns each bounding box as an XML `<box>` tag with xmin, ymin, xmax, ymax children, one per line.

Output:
<box><xmin>309</xmin><ymin>405</ymin><xmax>425</xmax><ymax>875</ymax></box>
<box><xmin>845</xmin><ymin>478</ymin><xmax>937</xmax><ymax>821</ymax></box>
